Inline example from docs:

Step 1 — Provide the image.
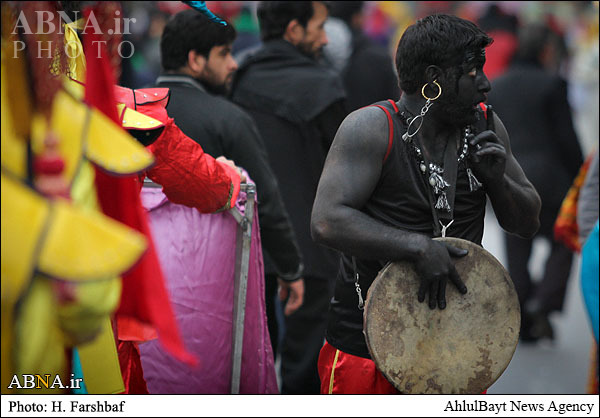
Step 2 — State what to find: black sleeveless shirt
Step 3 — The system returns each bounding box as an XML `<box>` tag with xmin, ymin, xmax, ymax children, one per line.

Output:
<box><xmin>326</xmin><ymin>100</ymin><xmax>488</xmax><ymax>358</ymax></box>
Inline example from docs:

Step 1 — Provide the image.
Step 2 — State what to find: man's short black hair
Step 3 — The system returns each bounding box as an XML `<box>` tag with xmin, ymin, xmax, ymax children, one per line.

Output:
<box><xmin>329</xmin><ymin>1</ymin><xmax>364</xmax><ymax>26</ymax></box>
<box><xmin>257</xmin><ymin>1</ymin><xmax>329</xmax><ymax>42</ymax></box>
<box><xmin>160</xmin><ymin>9</ymin><xmax>236</xmax><ymax>71</ymax></box>
<box><xmin>395</xmin><ymin>14</ymin><xmax>493</xmax><ymax>94</ymax></box>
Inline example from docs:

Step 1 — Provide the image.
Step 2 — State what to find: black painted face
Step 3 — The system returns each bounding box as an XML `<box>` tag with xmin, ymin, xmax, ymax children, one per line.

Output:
<box><xmin>436</xmin><ymin>48</ymin><xmax>491</xmax><ymax>127</ymax></box>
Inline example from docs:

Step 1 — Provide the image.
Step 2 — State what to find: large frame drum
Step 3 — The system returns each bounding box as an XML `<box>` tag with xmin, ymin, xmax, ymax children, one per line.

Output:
<box><xmin>364</xmin><ymin>237</ymin><xmax>520</xmax><ymax>394</ymax></box>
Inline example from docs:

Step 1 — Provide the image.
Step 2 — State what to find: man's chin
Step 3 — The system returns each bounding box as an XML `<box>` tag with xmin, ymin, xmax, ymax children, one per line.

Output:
<box><xmin>224</xmin><ymin>77</ymin><xmax>234</xmax><ymax>93</ymax></box>
<box><xmin>312</xmin><ymin>47</ymin><xmax>324</xmax><ymax>59</ymax></box>
<box><xmin>298</xmin><ymin>43</ymin><xmax>322</xmax><ymax>60</ymax></box>
<box><xmin>204</xmin><ymin>82</ymin><xmax>228</xmax><ymax>96</ymax></box>
<box><xmin>464</xmin><ymin>108</ymin><xmax>479</xmax><ymax>125</ymax></box>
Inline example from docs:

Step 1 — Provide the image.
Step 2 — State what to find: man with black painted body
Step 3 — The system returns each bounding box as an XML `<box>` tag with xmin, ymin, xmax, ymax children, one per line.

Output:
<box><xmin>311</xmin><ymin>14</ymin><xmax>541</xmax><ymax>394</ymax></box>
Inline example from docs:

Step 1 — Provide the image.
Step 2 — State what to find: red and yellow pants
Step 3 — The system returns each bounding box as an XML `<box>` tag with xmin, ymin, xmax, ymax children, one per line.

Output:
<box><xmin>317</xmin><ymin>341</ymin><xmax>400</xmax><ymax>394</ymax></box>
<box><xmin>318</xmin><ymin>341</ymin><xmax>488</xmax><ymax>394</ymax></box>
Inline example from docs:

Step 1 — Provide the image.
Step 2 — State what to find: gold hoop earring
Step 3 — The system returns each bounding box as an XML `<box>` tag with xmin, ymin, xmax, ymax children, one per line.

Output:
<box><xmin>404</xmin><ymin>80</ymin><xmax>441</xmax><ymax>141</ymax></box>
<box><xmin>421</xmin><ymin>80</ymin><xmax>442</xmax><ymax>101</ymax></box>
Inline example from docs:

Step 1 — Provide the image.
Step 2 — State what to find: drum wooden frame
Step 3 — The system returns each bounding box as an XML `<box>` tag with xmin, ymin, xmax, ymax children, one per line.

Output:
<box><xmin>364</xmin><ymin>237</ymin><xmax>520</xmax><ymax>394</ymax></box>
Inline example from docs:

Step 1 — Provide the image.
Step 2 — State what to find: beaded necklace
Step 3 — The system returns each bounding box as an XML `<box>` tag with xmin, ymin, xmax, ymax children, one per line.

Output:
<box><xmin>399</xmin><ymin>110</ymin><xmax>482</xmax><ymax>213</ymax></box>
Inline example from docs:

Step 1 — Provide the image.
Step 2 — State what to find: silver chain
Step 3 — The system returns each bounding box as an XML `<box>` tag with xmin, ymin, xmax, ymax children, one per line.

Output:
<box><xmin>354</xmin><ymin>272</ymin><xmax>364</xmax><ymax>310</ymax></box>
<box><xmin>439</xmin><ymin>219</ymin><xmax>455</xmax><ymax>238</ymax></box>
<box><xmin>402</xmin><ymin>99</ymin><xmax>434</xmax><ymax>141</ymax></box>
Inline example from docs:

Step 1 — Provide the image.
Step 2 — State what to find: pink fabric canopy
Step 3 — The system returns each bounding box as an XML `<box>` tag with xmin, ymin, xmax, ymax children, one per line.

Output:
<box><xmin>138</xmin><ymin>186</ymin><xmax>278</xmax><ymax>394</ymax></box>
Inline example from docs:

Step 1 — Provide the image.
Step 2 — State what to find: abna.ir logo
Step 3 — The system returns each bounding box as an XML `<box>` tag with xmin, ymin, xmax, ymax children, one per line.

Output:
<box><xmin>7</xmin><ymin>374</ymin><xmax>83</xmax><ymax>390</ymax></box>
<box><xmin>11</xmin><ymin>10</ymin><xmax>136</xmax><ymax>59</ymax></box>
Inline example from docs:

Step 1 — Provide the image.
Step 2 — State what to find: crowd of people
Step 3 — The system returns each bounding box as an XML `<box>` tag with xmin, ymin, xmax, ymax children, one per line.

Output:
<box><xmin>1</xmin><ymin>0</ymin><xmax>598</xmax><ymax>396</ymax></box>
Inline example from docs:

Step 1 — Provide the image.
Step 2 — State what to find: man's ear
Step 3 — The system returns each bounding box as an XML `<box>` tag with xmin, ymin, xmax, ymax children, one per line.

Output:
<box><xmin>283</xmin><ymin>19</ymin><xmax>304</xmax><ymax>45</ymax></box>
<box><xmin>424</xmin><ymin>65</ymin><xmax>443</xmax><ymax>83</ymax></box>
<box><xmin>188</xmin><ymin>50</ymin><xmax>207</xmax><ymax>74</ymax></box>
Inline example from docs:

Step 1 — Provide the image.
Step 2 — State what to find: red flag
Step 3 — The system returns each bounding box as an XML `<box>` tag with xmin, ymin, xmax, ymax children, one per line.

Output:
<box><xmin>82</xmin><ymin>11</ymin><xmax>196</xmax><ymax>366</ymax></box>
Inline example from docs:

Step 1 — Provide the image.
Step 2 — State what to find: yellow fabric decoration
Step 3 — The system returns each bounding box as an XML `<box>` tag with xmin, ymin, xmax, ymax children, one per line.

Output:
<box><xmin>86</xmin><ymin>106</ymin><xmax>155</xmax><ymax>174</ymax></box>
<box><xmin>31</xmin><ymin>91</ymin><xmax>86</xmax><ymax>185</ymax></box>
<box><xmin>14</xmin><ymin>278</ymin><xmax>69</xmax><ymax>394</ymax></box>
<box><xmin>0</xmin><ymin>56</ymin><xmax>27</xmax><ymax>178</ymax></box>
<box><xmin>0</xmin><ymin>300</ymin><xmax>15</xmax><ymax>393</ymax></box>
<box><xmin>63</xmin><ymin>80</ymin><xmax>164</xmax><ymax>131</ymax></box>
<box><xmin>69</xmin><ymin>158</ymin><xmax>125</xmax><ymax>394</ymax></box>
<box><xmin>64</xmin><ymin>22</ymin><xmax>86</xmax><ymax>83</ymax></box>
<box><xmin>119</xmin><ymin>103</ymin><xmax>165</xmax><ymax>130</ymax></box>
<box><xmin>57</xmin><ymin>278</ymin><xmax>122</xmax><ymax>347</ymax></box>
<box><xmin>62</xmin><ymin>76</ymin><xmax>85</xmax><ymax>99</ymax></box>
<box><xmin>31</xmin><ymin>90</ymin><xmax>155</xmax><ymax>184</ymax></box>
<box><xmin>0</xmin><ymin>5</ymin><xmax>33</xmax><ymax>139</ymax></box>
<box><xmin>1</xmin><ymin>174</ymin><xmax>50</xmax><ymax>297</ymax></box>
<box><xmin>70</xmin><ymin>157</ymin><xmax>99</xmax><ymax>212</ymax></box>
<box><xmin>2</xmin><ymin>172</ymin><xmax>147</xmax><ymax>284</ymax></box>
<box><xmin>47</xmin><ymin>67</ymin><xmax>153</xmax><ymax>397</ymax></box>
<box><xmin>38</xmin><ymin>197</ymin><xmax>147</xmax><ymax>281</ymax></box>
<box><xmin>1</xmin><ymin>19</ymin><xmax>153</xmax><ymax>392</ymax></box>
<box><xmin>77</xmin><ymin>319</ymin><xmax>125</xmax><ymax>394</ymax></box>
<box><xmin>1</xmin><ymin>11</ymin><xmax>148</xmax><ymax>394</ymax></box>
<box><xmin>1</xmin><ymin>173</ymin><xmax>146</xmax><ymax>393</ymax></box>
<box><xmin>1</xmin><ymin>174</ymin><xmax>50</xmax><ymax>393</ymax></box>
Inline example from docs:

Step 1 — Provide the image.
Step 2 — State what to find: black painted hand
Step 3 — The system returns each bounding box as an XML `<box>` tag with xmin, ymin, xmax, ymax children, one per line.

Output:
<box><xmin>468</xmin><ymin>105</ymin><xmax>507</xmax><ymax>184</ymax></box>
<box><xmin>414</xmin><ymin>240</ymin><xmax>468</xmax><ymax>309</ymax></box>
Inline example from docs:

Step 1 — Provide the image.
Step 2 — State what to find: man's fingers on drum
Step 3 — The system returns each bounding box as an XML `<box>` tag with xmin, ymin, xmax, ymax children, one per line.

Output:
<box><xmin>444</xmin><ymin>243</ymin><xmax>468</xmax><ymax>258</ymax></box>
<box><xmin>449</xmin><ymin>268</ymin><xmax>468</xmax><ymax>294</ymax></box>
<box><xmin>438</xmin><ymin>280</ymin><xmax>447</xmax><ymax>310</ymax></box>
<box><xmin>417</xmin><ymin>281</ymin><xmax>428</xmax><ymax>303</ymax></box>
<box><xmin>428</xmin><ymin>282</ymin><xmax>438</xmax><ymax>309</ymax></box>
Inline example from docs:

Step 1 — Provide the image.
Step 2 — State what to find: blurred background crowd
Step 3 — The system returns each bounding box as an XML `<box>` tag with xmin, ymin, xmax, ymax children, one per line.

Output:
<box><xmin>119</xmin><ymin>1</ymin><xmax>598</xmax><ymax>156</ymax></box>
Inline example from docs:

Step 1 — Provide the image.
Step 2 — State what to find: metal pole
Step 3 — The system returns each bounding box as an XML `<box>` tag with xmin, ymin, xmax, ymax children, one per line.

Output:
<box><xmin>229</xmin><ymin>183</ymin><xmax>256</xmax><ymax>394</ymax></box>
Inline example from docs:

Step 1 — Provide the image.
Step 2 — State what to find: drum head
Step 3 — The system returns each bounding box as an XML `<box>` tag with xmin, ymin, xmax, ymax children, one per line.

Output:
<box><xmin>364</xmin><ymin>237</ymin><xmax>520</xmax><ymax>394</ymax></box>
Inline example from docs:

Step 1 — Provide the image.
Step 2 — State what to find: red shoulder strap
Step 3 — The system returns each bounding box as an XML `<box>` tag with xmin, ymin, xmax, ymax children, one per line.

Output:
<box><xmin>388</xmin><ymin>99</ymin><xmax>399</xmax><ymax>113</ymax></box>
<box><xmin>371</xmin><ymin>104</ymin><xmax>394</xmax><ymax>164</ymax></box>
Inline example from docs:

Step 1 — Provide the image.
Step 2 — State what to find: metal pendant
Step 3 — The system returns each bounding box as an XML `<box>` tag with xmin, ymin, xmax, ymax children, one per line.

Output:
<box><xmin>429</xmin><ymin>168</ymin><xmax>449</xmax><ymax>195</ymax></box>
<box><xmin>467</xmin><ymin>168</ymin><xmax>483</xmax><ymax>192</ymax></box>
<box><xmin>435</xmin><ymin>192</ymin><xmax>451</xmax><ymax>212</ymax></box>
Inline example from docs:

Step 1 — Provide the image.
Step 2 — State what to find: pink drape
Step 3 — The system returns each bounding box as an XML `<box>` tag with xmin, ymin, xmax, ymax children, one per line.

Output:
<box><xmin>138</xmin><ymin>186</ymin><xmax>278</xmax><ymax>394</ymax></box>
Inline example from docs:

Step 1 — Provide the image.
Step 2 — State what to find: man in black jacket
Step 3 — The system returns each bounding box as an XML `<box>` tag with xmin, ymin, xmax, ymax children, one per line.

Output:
<box><xmin>231</xmin><ymin>1</ymin><xmax>347</xmax><ymax>394</ymax></box>
<box><xmin>326</xmin><ymin>1</ymin><xmax>400</xmax><ymax>112</ymax></box>
<box><xmin>157</xmin><ymin>9</ymin><xmax>305</xmax><ymax>353</ymax></box>
<box><xmin>488</xmin><ymin>24</ymin><xmax>584</xmax><ymax>342</ymax></box>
